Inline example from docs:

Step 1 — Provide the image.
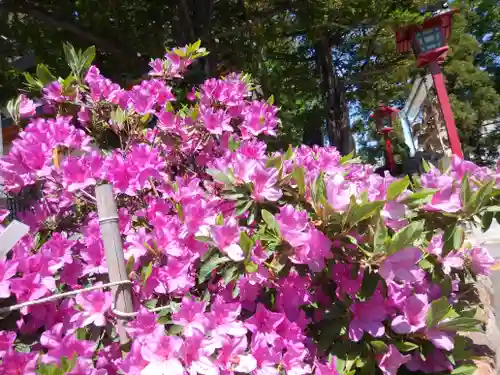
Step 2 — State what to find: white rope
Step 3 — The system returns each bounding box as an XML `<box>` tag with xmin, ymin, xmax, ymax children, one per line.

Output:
<box><xmin>0</xmin><ymin>280</ymin><xmax>131</xmax><ymax>315</ymax></box>
<box><xmin>0</xmin><ymin>279</ymin><xmax>173</xmax><ymax>319</ymax></box>
<box><xmin>111</xmin><ymin>303</ymin><xmax>172</xmax><ymax>318</ymax></box>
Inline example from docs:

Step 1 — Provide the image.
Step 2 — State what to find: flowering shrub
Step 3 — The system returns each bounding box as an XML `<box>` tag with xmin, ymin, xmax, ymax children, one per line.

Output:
<box><xmin>0</xmin><ymin>42</ymin><xmax>498</xmax><ymax>375</ymax></box>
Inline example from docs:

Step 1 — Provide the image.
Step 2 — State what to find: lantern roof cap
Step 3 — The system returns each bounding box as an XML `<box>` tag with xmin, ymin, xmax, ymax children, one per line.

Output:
<box><xmin>371</xmin><ymin>105</ymin><xmax>400</xmax><ymax>118</ymax></box>
<box><xmin>395</xmin><ymin>7</ymin><xmax>458</xmax><ymax>54</ymax></box>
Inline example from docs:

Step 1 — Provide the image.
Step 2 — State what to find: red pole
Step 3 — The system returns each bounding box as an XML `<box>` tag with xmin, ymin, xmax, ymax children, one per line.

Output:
<box><xmin>428</xmin><ymin>60</ymin><xmax>463</xmax><ymax>158</ymax></box>
<box><xmin>382</xmin><ymin>130</ymin><xmax>396</xmax><ymax>174</ymax></box>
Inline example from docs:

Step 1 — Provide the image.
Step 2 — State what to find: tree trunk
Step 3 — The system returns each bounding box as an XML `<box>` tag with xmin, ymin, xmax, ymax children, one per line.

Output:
<box><xmin>313</xmin><ymin>34</ymin><xmax>354</xmax><ymax>155</ymax></box>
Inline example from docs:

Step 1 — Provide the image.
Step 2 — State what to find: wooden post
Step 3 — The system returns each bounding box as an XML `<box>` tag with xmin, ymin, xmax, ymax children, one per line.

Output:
<box><xmin>95</xmin><ymin>184</ymin><xmax>133</xmax><ymax>344</ymax></box>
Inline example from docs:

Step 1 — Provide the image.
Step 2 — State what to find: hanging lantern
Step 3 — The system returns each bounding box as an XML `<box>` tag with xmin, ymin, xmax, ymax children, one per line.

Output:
<box><xmin>371</xmin><ymin>106</ymin><xmax>400</xmax><ymax>174</ymax></box>
<box><xmin>395</xmin><ymin>8</ymin><xmax>458</xmax><ymax>67</ymax></box>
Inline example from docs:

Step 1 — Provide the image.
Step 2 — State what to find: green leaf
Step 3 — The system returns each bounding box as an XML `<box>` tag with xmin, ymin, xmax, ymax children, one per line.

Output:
<box><xmin>141</xmin><ymin>262</ymin><xmax>153</xmax><ymax>283</ymax></box>
<box><xmin>460</xmin><ymin>174</ymin><xmax>471</xmax><ymax>205</ymax></box>
<box><xmin>421</xmin><ymin>158</ymin><xmax>432</xmax><ymax>172</ymax></box>
<box><xmin>311</xmin><ymin>173</ymin><xmax>326</xmax><ymax>207</ymax></box>
<box><xmin>261</xmin><ymin>209</ymin><xmax>280</xmax><ymax>233</ymax></box>
<box><xmin>358</xmin><ymin>270</ymin><xmax>380</xmax><ymax>300</ymax></box>
<box><xmin>340</xmin><ymin>152</ymin><xmax>354</xmax><ymax>165</ymax></box>
<box><xmin>195</xmin><ymin>236</ymin><xmax>215</xmax><ymax>245</ymax></box>
<box><xmin>81</xmin><ymin>45</ymin><xmax>96</xmax><ymax>69</ymax></box>
<box><xmin>60</xmin><ymin>356</ymin><xmax>77</xmax><ymax>372</ymax></box>
<box><xmin>239</xmin><ymin>231</ymin><xmax>253</xmax><ymax>258</ymax></box>
<box><xmin>24</xmin><ymin>72</ymin><xmax>43</xmax><ymax>89</ymax></box>
<box><xmin>369</xmin><ymin>340</ymin><xmax>388</xmax><ymax>353</ymax></box>
<box><xmin>266</xmin><ymin>155</ymin><xmax>282</xmax><ymax>169</ymax></box>
<box><xmin>36</xmin><ymin>64</ymin><xmax>56</xmax><ymax>85</ymax></box>
<box><xmin>346</xmin><ymin>201</ymin><xmax>385</xmax><ymax>227</ymax></box>
<box><xmin>267</xmin><ymin>94</ymin><xmax>275</xmax><ymax>105</ymax></box>
<box><xmin>198</xmin><ymin>254</ymin><xmax>230</xmax><ymax>283</ymax></box>
<box><xmin>401</xmin><ymin>189</ymin><xmax>436</xmax><ymax>206</ymax></box>
<box><xmin>63</xmin><ymin>43</ymin><xmax>79</xmax><ymax>71</ymax></box>
<box><xmin>386</xmin><ymin>176</ymin><xmax>410</xmax><ymax>201</ymax></box>
<box><xmin>468</xmin><ymin>180</ymin><xmax>495</xmax><ymax>213</ymax></box>
<box><xmin>284</xmin><ymin>144</ymin><xmax>294</xmax><ymax>160</ymax></box>
<box><xmin>235</xmin><ymin>200</ymin><xmax>253</xmax><ymax>216</ymax></box>
<box><xmin>482</xmin><ymin>211</ymin><xmax>494</xmax><ymax>232</ymax></box>
<box><xmin>206</xmin><ymin>169</ymin><xmax>233</xmax><ymax>185</ymax></box>
<box><xmin>191</xmin><ymin>39</ymin><xmax>202</xmax><ymax>51</ymax></box>
<box><xmin>292</xmin><ymin>167</ymin><xmax>306</xmax><ymax>196</ymax></box>
<box><xmin>373</xmin><ymin>218</ymin><xmax>388</xmax><ymax>253</ymax></box>
<box><xmin>394</xmin><ymin>341</ymin><xmax>419</xmax><ymax>352</ymax></box>
<box><xmin>244</xmin><ymin>261</ymin><xmax>258</xmax><ymax>273</ymax></box>
<box><xmin>486</xmin><ymin>205</ymin><xmax>500</xmax><ymax>212</ymax></box>
<box><xmin>125</xmin><ymin>256</ymin><xmax>135</xmax><ymax>275</ymax></box>
<box><xmin>438</xmin><ymin>317</ymin><xmax>483</xmax><ymax>332</ymax></box>
<box><xmin>442</xmin><ymin>225</ymin><xmax>464</xmax><ymax>254</ymax></box>
<box><xmin>426</xmin><ymin>296</ymin><xmax>451</xmax><ymax>328</ymax></box>
<box><xmin>452</xmin><ymin>335</ymin><xmax>474</xmax><ymax>360</ymax></box>
<box><xmin>222</xmin><ymin>265</ymin><xmax>239</xmax><ymax>285</ymax></box>
<box><xmin>168</xmin><ymin>324</ymin><xmax>184</xmax><ymax>335</ymax></box>
<box><xmin>387</xmin><ymin>220</ymin><xmax>425</xmax><ymax>254</ymax></box>
<box><xmin>451</xmin><ymin>364</ymin><xmax>477</xmax><ymax>375</ymax></box>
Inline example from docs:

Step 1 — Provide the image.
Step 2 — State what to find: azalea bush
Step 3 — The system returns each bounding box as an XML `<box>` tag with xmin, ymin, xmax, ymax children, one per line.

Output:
<box><xmin>0</xmin><ymin>42</ymin><xmax>498</xmax><ymax>375</ymax></box>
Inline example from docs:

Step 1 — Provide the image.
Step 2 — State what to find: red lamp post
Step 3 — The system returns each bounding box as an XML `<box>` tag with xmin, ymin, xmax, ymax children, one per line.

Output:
<box><xmin>395</xmin><ymin>7</ymin><xmax>463</xmax><ymax>158</ymax></box>
<box><xmin>371</xmin><ymin>105</ymin><xmax>399</xmax><ymax>174</ymax></box>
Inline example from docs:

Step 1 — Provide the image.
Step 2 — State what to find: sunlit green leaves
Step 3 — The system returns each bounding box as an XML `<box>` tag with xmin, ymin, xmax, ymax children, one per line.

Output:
<box><xmin>387</xmin><ymin>220</ymin><xmax>425</xmax><ymax>254</ymax></box>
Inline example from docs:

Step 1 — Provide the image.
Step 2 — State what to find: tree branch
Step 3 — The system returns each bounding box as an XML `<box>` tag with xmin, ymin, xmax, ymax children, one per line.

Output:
<box><xmin>1</xmin><ymin>1</ymin><xmax>129</xmax><ymax>57</ymax></box>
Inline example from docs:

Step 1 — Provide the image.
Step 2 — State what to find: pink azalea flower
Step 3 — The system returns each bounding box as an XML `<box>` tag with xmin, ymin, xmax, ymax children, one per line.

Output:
<box><xmin>281</xmin><ymin>344</ymin><xmax>311</xmax><ymax>375</ymax></box>
<box><xmin>468</xmin><ymin>247</ymin><xmax>495</xmax><ymax>275</ymax></box>
<box><xmin>0</xmin><ymin>331</ymin><xmax>16</xmax><ymax>358</ymax></box>
<box><xmin>44</xmin><ymin>334</ymin><xmax>95</xmax><ymax>365</ymax></box>
<box><xmin>141</xmin><ymin>333</ymin><xmax>184</xmax><ymax>375</ymax></box>
<box><xmin>118</xmin><ymin>341</ymin><xmax>148</xmax><ymax>375</ymax></box>
<box><xmin>43</xmin><ymin>81</ymin><xmax>65</xmax><ymax>102</ymax></box>
<box><xmin>0</xmin><ymin>349</ymin><xmax>37</xmax><ymax>375</ymax></box>
<box><xmin>0</xmin><ymin>260</ymin><xmax>18</xmax><ymax>299</ymax></box>
<box><xmin>349</xmin><ymin>291</ymin><xmax>387</xmax><ymax>342</ymax></box>
<box><xmin>421</xmin><ymin>171</ymin><xmax>461</xmax><ymax>213</ymax></box>
<box><xmin>244</xmin><ymin>303</ymin><xmax>285</xmax><ymax>347</ymax></box>
<box><xmin>425</xmin><ymin>329</ymin><xmax>455</xmax><ymax>351</ymax></box>
<box><xmin>211</xmin><ymin>218</ymin><xmax>245</xmax><ymax>261</ymax></box>
<box><xmin>71</xmin><ymin>289</ymin><xmax>112</xmax><ymax>327</ymax></box>
<box><xmin>125</xmin><ymin>307</ymin><xmax>163</xmax><ymax>342</ymax></box>
<box><xmin>314</xmin><ymin>358</ymin><xmax>339</xmax><ymax>375</ymax></box>
<box><xmin>377</xmin><ymin>345</ymin><xmax>410</xmax><ymax>375</ymax></box>
<box><xmin>181</xmin><ymin>334</ymin><xmax>220</xmax><ymax>375</ymax></box>
<box><xmin>215</xmin><ymin>336</ymin><xmax>257</xmax><ymax>373</ymax></box>
<box><xmin>331</xmin><ymin>263</ymin><xmax>363</xmax><ymax>299</ymax></box>
<box><xmin>276</xmin><ymin>205</ymin><xmax>310</xmax><ymax>248</ymax></box>
<box><xmin>406</xmin><ymin>348</ymin><xmax>453</xmax><ymax>373</ymax></box>
<box><xmin>40</xmin><ymin>232</ymin><xmax>75</xmax><ymax>273</ymax></box>
<box><xmin>19</xmin><ymin>94</ymin><xmax>37</xmax><ymax>118</ymax></box>
<box><xmin>442</xmin><ymin>251</ymin><xmax>464</xmax><ymax>274</ymax></box>
<box><xmin>379</xmin><ymin>247</ymin><xmax>425</xmax><ymax>283</ymax></box>
<box><xmin>209</xmin><ymin>297</ymin><xmax>247</xmax><ymax>339</ymax></box>
<box><xmin>172</xmin><ymin>296</ymin><xmax>209</xmax><ymax>337</ymax></box>
<box><xmin>201</xmin><ymin>106</ymin><xmax>233</xmax><ymax>135</ymax></box>
<box><xmin>391</xmin><ymin>294</ymin><xmax>429</xmax><ymax>334</ymax></box>
<box><xmin>252</xmin><ymin>346</ymin><xmax>280</xmax><ymax>375</ymax></box>
<box><xmin>250</xmin><ymin>164</ymin><xmax>282</xmax><ymax>202</ymax></box>
<box><xmin>326</xmin><ymin>174</ymin><xmax>355</xmax><ymax>213</ymax></box>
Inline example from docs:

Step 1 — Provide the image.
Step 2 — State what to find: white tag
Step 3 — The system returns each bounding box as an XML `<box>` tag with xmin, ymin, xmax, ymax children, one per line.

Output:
<box><xmin>0</xmin><ymin>220</ymin><xmax>30</xmax><ymax>259</ymax></box>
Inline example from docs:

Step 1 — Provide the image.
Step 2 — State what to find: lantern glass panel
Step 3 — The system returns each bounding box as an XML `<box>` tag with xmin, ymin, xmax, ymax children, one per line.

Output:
<box><xmin>413</xmin><ymin>27</ymin><xmax>444</xmax><ymax>54</ymax></box>
<box><xmin>382</xmin><ymin>117</ymin><xmax>391</xmax><ymax>128</ymax></box>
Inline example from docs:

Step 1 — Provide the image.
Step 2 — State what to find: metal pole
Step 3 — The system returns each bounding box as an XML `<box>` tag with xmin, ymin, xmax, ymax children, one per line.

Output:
<box><xmin>428</xmin><ymin>60</ymin><xmax>463</xmax><ymax>158</ymax></box>
<box><xmin>95</xmin><ymin>184</ymin><xmax>133</xmax><ymax>344</ymax></box>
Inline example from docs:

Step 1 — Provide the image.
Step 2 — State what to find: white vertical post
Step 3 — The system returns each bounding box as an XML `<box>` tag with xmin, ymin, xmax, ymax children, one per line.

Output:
<box><xmin>95</xmin><ymin>184</ymin><xmax>133</xmax><ymax>344</ymax></box>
